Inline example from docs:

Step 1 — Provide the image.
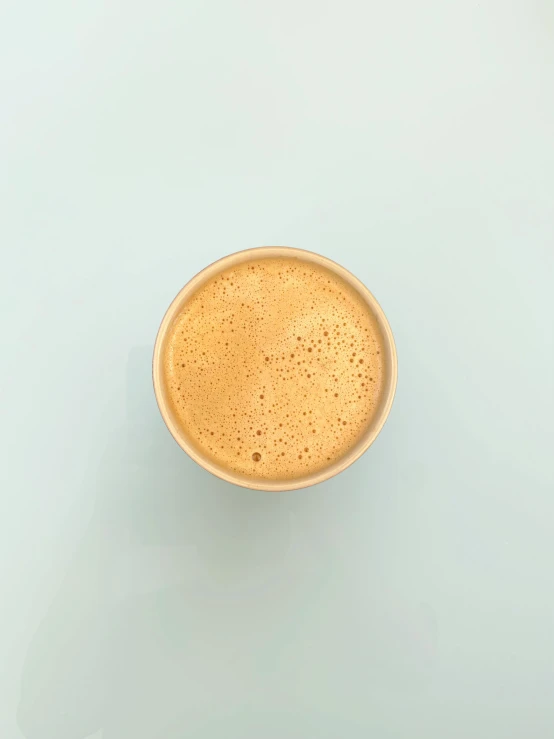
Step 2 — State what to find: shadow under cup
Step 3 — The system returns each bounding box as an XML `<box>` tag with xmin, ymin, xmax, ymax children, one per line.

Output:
<box><xmin>153</xmin><ymin>247</ymin><xmax>397</xmax><ymax>491</ymax></box>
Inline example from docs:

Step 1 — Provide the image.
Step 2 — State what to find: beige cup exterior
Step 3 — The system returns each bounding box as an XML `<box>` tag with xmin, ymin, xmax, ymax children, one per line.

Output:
<box><xmin>152</xmin><ymin>247</ymin><xmax>397</xmax><ymax>491</ymax></box>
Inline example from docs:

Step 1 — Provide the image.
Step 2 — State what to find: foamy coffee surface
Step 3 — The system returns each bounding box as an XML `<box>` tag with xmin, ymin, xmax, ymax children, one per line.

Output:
<box><xmin>163</xmin><ymin>257</ymin><xmax>384</xmax><ymax>481</ymax></box>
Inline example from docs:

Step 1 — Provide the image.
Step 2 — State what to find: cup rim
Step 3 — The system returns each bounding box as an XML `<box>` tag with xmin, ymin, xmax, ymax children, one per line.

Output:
<box><xmin>152</xmin><ymin>246</ymin><xmax>397</xmax><ymax>491</ymax></box>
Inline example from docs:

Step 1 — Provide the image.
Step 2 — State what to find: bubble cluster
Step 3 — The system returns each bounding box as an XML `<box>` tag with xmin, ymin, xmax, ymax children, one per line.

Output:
<box><xmin>163</xmin><ymin>257</ymin><xmax>385</xmax><ymax>481</ymax></box>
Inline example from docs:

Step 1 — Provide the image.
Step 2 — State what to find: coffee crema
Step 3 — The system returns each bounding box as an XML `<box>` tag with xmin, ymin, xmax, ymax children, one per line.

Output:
<box><xmin>162</xmin><ymin>257</ymin><xmax>385</xmax><ymax>481</ymax></box>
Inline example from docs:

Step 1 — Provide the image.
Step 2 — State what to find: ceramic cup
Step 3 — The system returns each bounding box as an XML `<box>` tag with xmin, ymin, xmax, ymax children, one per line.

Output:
<box><xmin>153</xmin><ymin>246</ymin><xmax>397</xmax><ymax>491</ymax></box>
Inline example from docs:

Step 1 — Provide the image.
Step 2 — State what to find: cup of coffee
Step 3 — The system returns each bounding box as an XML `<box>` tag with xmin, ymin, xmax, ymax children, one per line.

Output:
<box><xmin>153</xmin><ymin>247</ymin><xmax>397</xmax><ymax>491</ymax></box>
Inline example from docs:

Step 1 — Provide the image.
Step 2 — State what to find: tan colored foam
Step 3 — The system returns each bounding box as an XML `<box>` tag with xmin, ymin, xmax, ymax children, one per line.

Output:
<box><xmin>162</xmin><ymin>257</ymin><xmax>385</xmax><ymax>481</ymax></box>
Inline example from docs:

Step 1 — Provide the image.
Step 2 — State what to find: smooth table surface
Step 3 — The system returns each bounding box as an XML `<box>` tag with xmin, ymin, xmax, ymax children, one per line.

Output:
<box><xmin>1</xmin><ymin>1</ymin><xmax>553</xmax><ymax>737</ymax></box>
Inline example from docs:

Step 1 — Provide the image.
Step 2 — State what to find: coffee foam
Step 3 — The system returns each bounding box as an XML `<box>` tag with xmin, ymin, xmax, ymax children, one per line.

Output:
<box><xmin>162</xmin><ymin>257</ymin><xmax>385</xmax><ymax>481</ymax></box>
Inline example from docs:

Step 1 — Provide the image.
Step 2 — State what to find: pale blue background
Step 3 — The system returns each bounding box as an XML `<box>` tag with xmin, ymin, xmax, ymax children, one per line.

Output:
<box><xmin>1</xmin><ymin>1</ymin><xmax>553</xmax><ymax>737</ymax></box>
